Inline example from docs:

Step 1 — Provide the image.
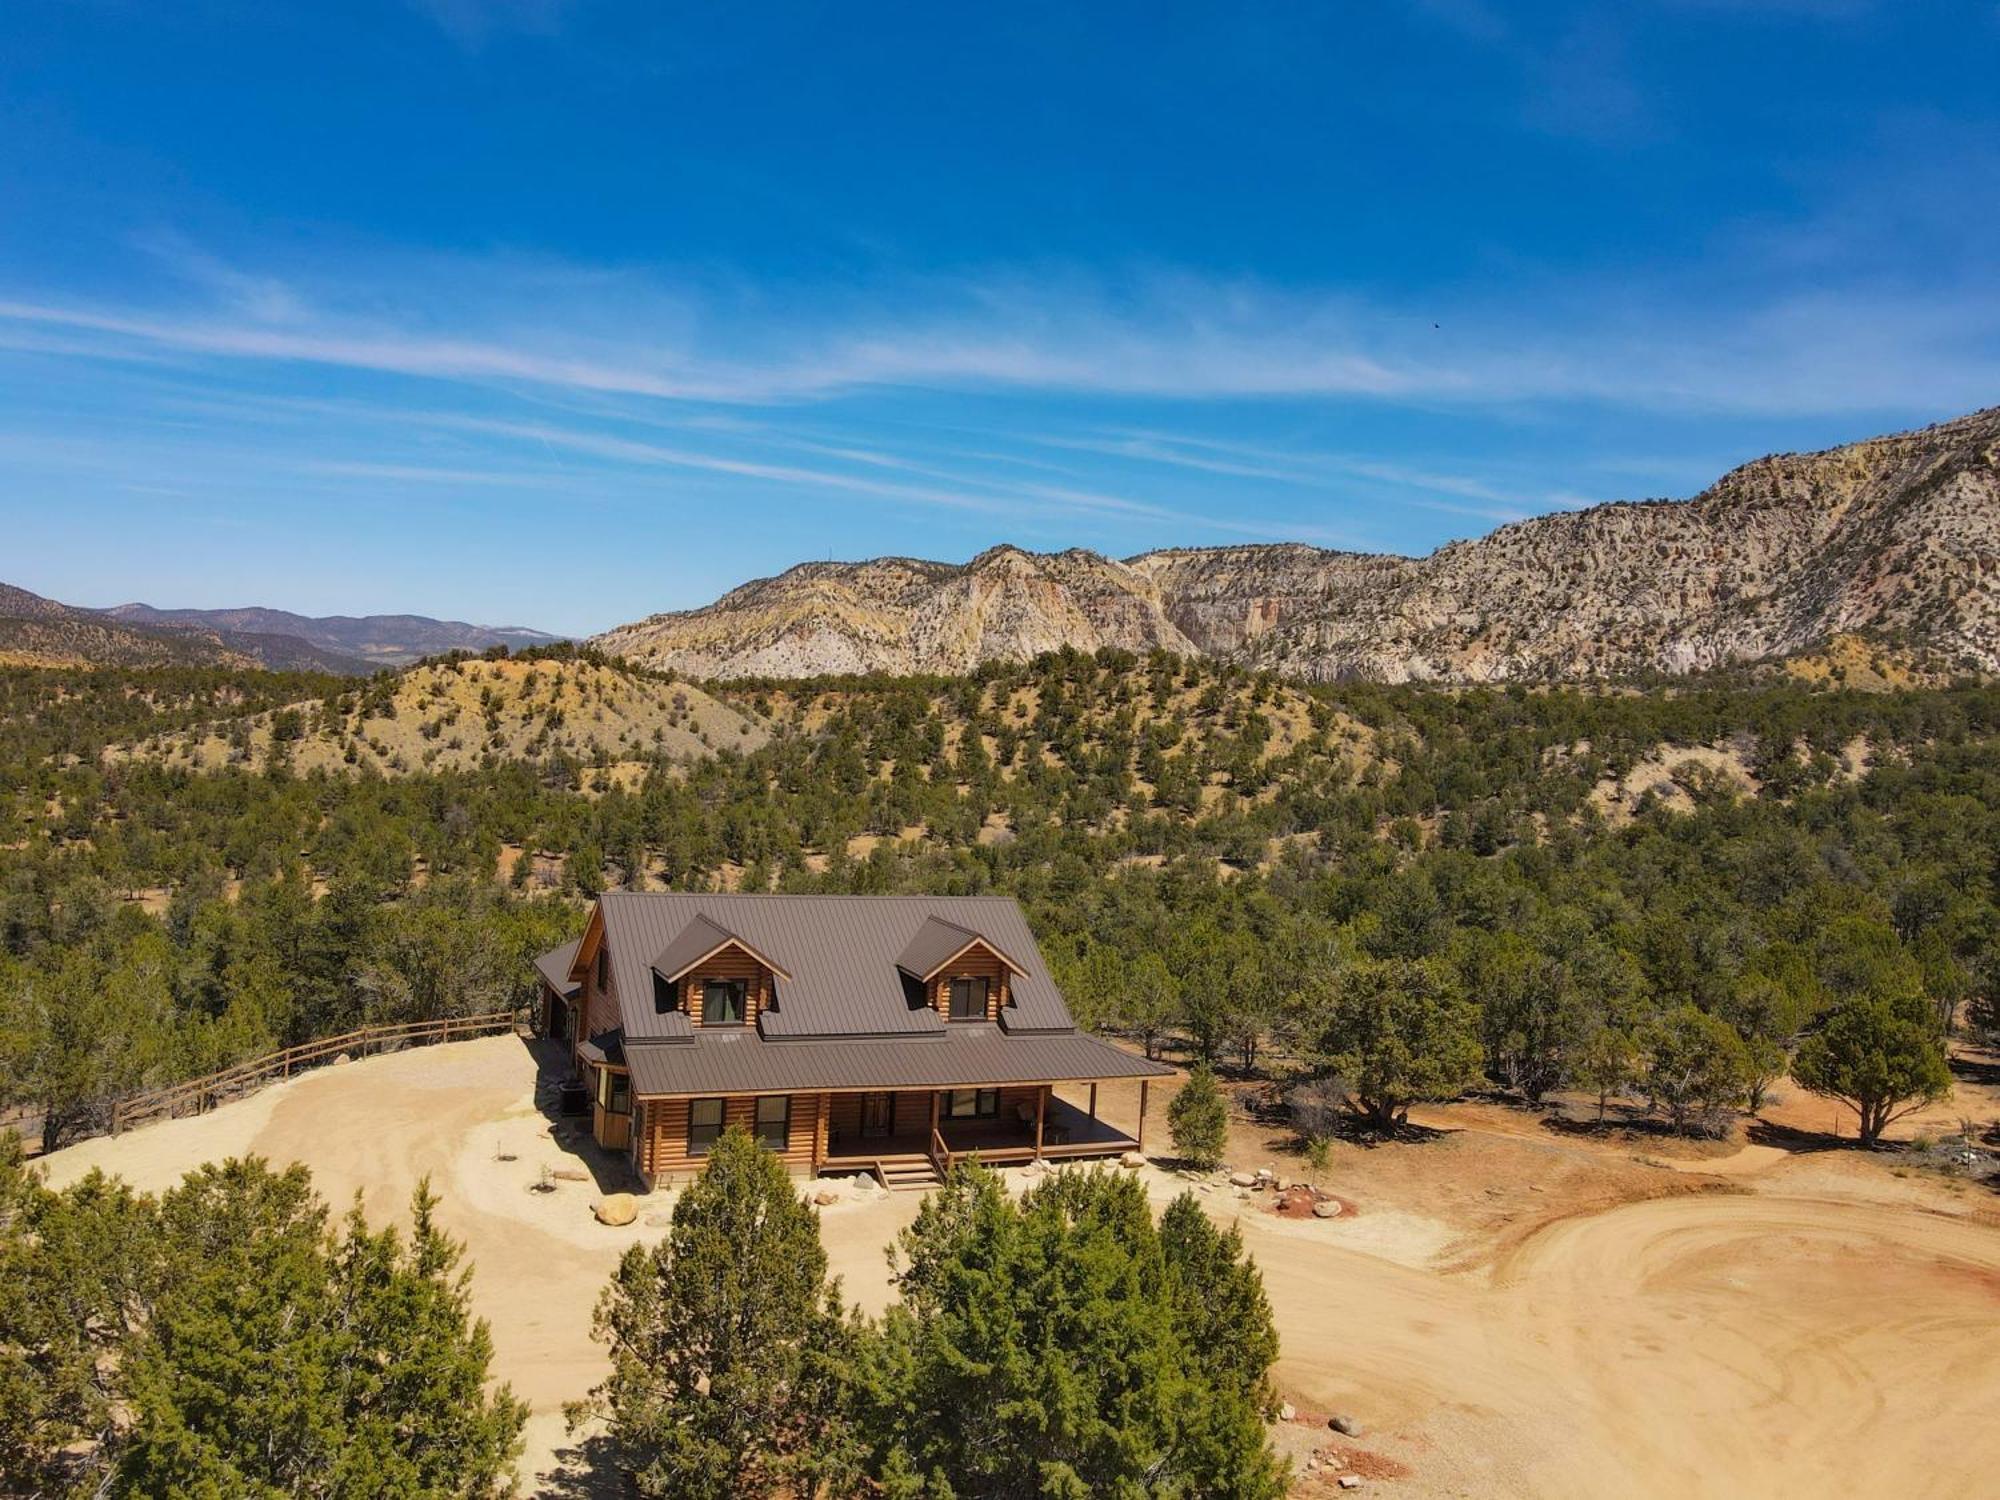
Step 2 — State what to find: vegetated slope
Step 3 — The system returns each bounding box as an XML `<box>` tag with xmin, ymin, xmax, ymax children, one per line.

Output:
<box><xmin>110</xmin><ymin>652</ymin><xmax>767</xmax><ymax>777</ymax></box>
<box><xmin>104</xmin><ymin>603</ymin><xmax>563</xmax><ymax>668</ymax></box>
<box><xmin>1</xmin><ymin>582</ymin><xmax>374</xmax><ymax>673</ymax></box>
<box><xmin>594</xmin><ymin>406</ymin><xmax>2000</xmax><ymax>683</ymax></box>
<box><xmin>0</xmin><ymin>582</ymin><xmax>261</xmax><ymax>669</ymax></box>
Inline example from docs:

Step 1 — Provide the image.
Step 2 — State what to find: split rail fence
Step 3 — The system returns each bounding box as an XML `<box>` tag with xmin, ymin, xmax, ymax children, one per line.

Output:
<box><xmin>109</xmin><ymin>1010</ymin><xmax>525</xmax><ymax>1134</ymax></box>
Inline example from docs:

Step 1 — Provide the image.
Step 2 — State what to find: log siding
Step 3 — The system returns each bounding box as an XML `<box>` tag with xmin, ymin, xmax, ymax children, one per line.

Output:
<box><xmin>681</xmin><ymin>946</ymin><xmax>774</xmax><ymax>1027</ymax></box>
<box><xmin>929</xmin><ymin>943</ymin><xmax>1009</xmax><ymax>1022</ymax></box>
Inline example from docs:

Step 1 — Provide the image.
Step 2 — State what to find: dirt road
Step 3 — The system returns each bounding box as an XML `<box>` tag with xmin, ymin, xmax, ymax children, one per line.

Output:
<box><xmin>41</xmin><ymin>1037</ymin><xmax>2000</xmax><ymax>1498</ymax></box>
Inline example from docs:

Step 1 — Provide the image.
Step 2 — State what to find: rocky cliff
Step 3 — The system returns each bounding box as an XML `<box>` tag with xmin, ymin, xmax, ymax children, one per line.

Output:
<box><xmin>593</xmin><ymin>407</ymin><xmax>2000</xmax><ymax>682</ymax></box>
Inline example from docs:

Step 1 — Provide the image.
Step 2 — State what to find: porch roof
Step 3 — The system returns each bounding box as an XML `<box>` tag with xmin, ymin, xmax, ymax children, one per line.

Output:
<box><xmin>624</xmin><ymin>1026</ymin><xmax>1169</xmax><ymax>1099</ymax></box>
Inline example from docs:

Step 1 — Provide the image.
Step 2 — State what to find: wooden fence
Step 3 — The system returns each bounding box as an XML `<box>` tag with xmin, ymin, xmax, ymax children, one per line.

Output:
<box><xmin>109</xmin><ymin>1010</ymin><xmax>526</xmax><ymax>1135</ymax></box>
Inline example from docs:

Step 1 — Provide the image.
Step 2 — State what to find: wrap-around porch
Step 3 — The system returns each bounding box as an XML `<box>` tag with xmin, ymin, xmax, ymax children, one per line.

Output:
<box><xmin>825</xmin><ymin>1088</ymin><xmax>1141</xmax><ymax>1172</ymax></box>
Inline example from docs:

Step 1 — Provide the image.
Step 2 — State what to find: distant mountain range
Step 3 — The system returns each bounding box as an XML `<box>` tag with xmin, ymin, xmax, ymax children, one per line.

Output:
<box><xmin>594</xmin><ymin>406</ymin><xmax>2000</xmax><ymax>683</ymax></box>
<box><xmin>0</xmin><ymin>584</ymin><xmax>562</xmax><ymax>674</ymax></box>
<box><xmin>101</xmin><ymin>603</ymin><xmax>562</xmax><ymax>669</ymax></box>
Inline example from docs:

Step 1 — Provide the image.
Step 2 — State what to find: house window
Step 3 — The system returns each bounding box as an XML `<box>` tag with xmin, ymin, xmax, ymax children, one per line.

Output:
<box><xmin>755</xmin><ymin>1095</ymin><xmax>791</xmax><ymax>1151</ymax></box>
<box><xmin>703</xmin><ymin>977</ymin><xmax>748</xmax><ymax>1026</ymax></box>
<box><xmin>943</xmin><ymin>1088</ymin><xmax>999</xmax><ymax>1120</ymax></box>
<box><xmin>652</xmin><ymin>972</ymin><xmax>679</xmax><ymax>1013</ymax></box>
<box><xmin>687</xmin><ymin>1098</ymin><xmax>724</xmax><ymax>1154</ymax></box>
<box><xmin>596</xmin><ymin>1068</ymin><xmax>630</xmax><ymax>1116</ymax></box>
<box><xmin>596</xmin><ymin>947</ymin><xmax>608</xmax><ymax>990</ymax></box>
<box><xmin>948</xmin><ymin>976</ymin><xmax>990</xmax><ymax>1020</ymax></box>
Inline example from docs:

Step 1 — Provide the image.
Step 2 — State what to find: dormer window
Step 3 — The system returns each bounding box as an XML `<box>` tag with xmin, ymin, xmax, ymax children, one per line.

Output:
<box><xmin>704</xmin><ymin>977</ymin><xmax>748</xmax><ymax>1026</ymax></box>
<box><xmin>652</xmin><ymin>973</ymin><xmax>679</xmax><ymax>1013</ymax></box>
<box><xmin>948</xmin><ymin>976</ymin><xmax>991</xmax><ymax>1020</ymax></box>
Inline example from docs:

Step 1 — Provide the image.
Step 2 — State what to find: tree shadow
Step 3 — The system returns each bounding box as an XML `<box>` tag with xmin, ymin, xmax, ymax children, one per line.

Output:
<box><xmin>1743</xmin><ymin>1117</ymin><xmax>1853</xmax><ymax>1154</ymax></box>
<box><xmin>531</xmin><ymin>1430</ymin><xmax>629</xmax><ymax>1499</ymax></box>
<box><xmin>1949</xmin><ymin>1052</ymin><xmax>2000</xmax><ymax>1090</ymax></box>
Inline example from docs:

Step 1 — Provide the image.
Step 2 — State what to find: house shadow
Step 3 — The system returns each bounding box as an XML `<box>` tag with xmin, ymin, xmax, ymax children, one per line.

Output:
<box><xmin>518</xmin><ymin>1034</ymin><xmax>645</xmax><ymax>1197</ymax></box>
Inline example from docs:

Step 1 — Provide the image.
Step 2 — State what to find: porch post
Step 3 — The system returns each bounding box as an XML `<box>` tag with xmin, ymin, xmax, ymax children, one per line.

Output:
<box><xmin>1088</xmin><ymin>1082</ymin><xmax>1098</xmax><ymax>1121</ymax></box>
<box><xmin>1034</xmin><ymin>1085</ymin><xmax>1046</xmax><ymax>1159</ymax></box>
<box><xmin>1137</xmin><ymin>1079</ymin><xmax>1149</xmax><ymax>1152</ymax></box>
<box><xmin>930</xmin><ymin>1090</ymin><xmax>941</xmax><ymax>1136</ymax></box>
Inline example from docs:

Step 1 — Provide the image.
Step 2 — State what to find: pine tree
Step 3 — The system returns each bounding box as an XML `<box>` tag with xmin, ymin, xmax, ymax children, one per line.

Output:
<box><xmin>574</xmin><ymin>1126</ymin><xmax>857</xmax><ymax>1498</ymax></box>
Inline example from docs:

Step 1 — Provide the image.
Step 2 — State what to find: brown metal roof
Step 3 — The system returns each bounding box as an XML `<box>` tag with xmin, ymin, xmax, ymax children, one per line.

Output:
<box><xmin>649</xmin><ymin>913</ymin><xmax>794</xmax><ymax>983</ymax></box>
<box><xmin>578</xmin><ymin>1028</ymin><xmax>625</xmax><ymax>1067</ymax></box>
<box><xmin>895</xmin><ymin>915</ymin><xmax>1026</xmax><ymax>981</ymax></box>
<box><xmin>533</xmin><ymin>939</ymin><xmax>581</xmax><ymax>1000</ymax></box>
<box><xmin>597</xmin><ymin>893</ymin><xmax>1079</xmax><ymax>1043</ymax></box>
<box><xmin>624</xmin><ymin>1026</ymin><xmax>1170</xmax><ymax>1098</ymax></box>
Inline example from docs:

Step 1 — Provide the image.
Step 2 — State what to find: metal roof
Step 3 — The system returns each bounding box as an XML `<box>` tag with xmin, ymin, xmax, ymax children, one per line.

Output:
<box><xmin>895</xmin><ymin>915</ymin><xmax>1025</xmax><ymax>980</ymax></box>
<box><xmin>624</xmin><ymin>1026</ymin><xmax>1170</xmax><ymax>1098</ymax></box>
<box><xmin>649</xmin><ymin>912</ymin><xmax>793</xmax><ymax>983</ymax></box>
<box><xmin>578</xmin><ymin>1028</ymin><xmax>625</xmax><ymax>1067</ymax></box>
<box><xmin>597</xmin><ymin>893</ymin><xmax>1079</xmax><ymax>1042</ymax></box>
<box><xmin>533</xmin><ymin>939</ymin><xmax>581</xmax><ymax>999</ymax></box>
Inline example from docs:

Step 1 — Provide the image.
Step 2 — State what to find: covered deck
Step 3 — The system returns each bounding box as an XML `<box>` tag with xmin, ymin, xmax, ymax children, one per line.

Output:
<box><xmin>823</xmin><ymin>1087</ymin><xmax>1144</xmax><ymax>1187</ymax></box>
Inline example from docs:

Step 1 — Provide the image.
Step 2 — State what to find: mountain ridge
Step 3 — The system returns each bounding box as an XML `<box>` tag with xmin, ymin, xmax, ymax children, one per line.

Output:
<box><xmin>103</xmin><ymin>603</ymin><xmax>563</xmax><ymax>668</ymax></box>
<box><xmin>594</xmin><ymin>406</ymin><xmax>2000</xmax><ymax>683</ymax></box>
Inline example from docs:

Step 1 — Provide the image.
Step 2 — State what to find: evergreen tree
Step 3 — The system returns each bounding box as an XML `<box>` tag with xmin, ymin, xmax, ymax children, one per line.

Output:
<box><xmin>0</xmin><ymin>1138</ymin><xmax>156</xmax><ymax>1497</ymax></box>
<box><xmin>1168</xmin><ymin>1064</ymin><xmax>1230</xmax><ymax>1169</ymax></box>
<box><xmin>1299</xmin><ymin>956</ymin><xmax>1483</xmax><ymax>1130</ymax></box>
<box><xmin>574</xmin><ymin>1126</ymin><xmax>857</xmax><ymax>1498</ymax></box>
<box><xmin>1791</xmin><ymin>990</ymin><xmax>1953</xmax><ymax>1145</ymax></box>
<box><xmin>860</xmin><ymin>1163</ymin><xmax>1286</xmax><ymax>1499</ymax></box>
<box><xmin>1641</xmin><ymin>1007</ymin><xmax>1752</xmax><ymax>1137</ymax></box>
<box><xmin>118</xmin><ymin>1160</ymin><xmax>524</xmax><ymax>1497</ymax></box>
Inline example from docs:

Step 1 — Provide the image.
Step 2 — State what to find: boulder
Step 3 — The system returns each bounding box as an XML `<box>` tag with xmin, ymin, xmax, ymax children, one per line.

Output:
<box><xmin>813</xmin><ymin>1188</ymin><xmax>841</xmax><ymax>1206</ymax></box>
<box><xmin>552</xmin><ymin>1167</ymin><xmax>590</xmax><ymax>1183</ymax></box>
<box><xmin>1313</xmin><ymin>1199</ymin><xmax>1342</xmax><ymax>1219</ymax></box>
<box><xmin>1278</xmin><ymin>1402</ymin><xmax>1297</xmax><ymax>1422</ymax></box>
<box><xmin>1120</xmin><ymin>1151</ymin><xmax>1146</xmax><ymax>1169</ymax></box>
<box><xmin>1338</xmin><ymin>1476</ymin><xmax>1364</xmax><ymax>1490</ymax></box>
<box><xmin>1229</xmin><ymin>1170</ymin><xmax>1259</xmax><ymax>1188</ymax></box>
<box><xmin>1330</xmin><ymin>1414</ymin><xmax>1363</xmax><ymax>1437</ymax></box>
<box><xmin>332</xmin><ymin>1052</ymin><xmax>352</xmax><ymax>1066</ymax></box>
<box><xmin>594</xmin><ymin>1194</ymin><xmax>639</xmax><ymax>1227</ymax></box>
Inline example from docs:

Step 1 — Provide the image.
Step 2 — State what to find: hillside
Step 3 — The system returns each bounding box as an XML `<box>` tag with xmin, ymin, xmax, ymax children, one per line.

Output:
<box><xmin>112</xmin><ymin>654</ymin><xmax>768</xmax><ymax>778</ymax></box>
<box><xmin>0</xmin><ymin>582</ymin><xmax>261</xmax><ymax>670</ymax></box>
<box><xmin>104</xmin><ymin>603</ymin><xmax>563</xmax><ymax>668</ymax></box>
<box><xmin>594</xmin><ymin>406</ymin><xmax>2000</xmax><ymax>683</ymax></box>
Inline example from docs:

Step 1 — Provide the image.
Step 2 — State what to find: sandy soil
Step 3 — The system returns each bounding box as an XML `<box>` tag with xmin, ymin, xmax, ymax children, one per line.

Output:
<box><xmin>41</xmin><ymin>1039</ymin><xmax>2000</xmax><ymax>1498</ymax></box>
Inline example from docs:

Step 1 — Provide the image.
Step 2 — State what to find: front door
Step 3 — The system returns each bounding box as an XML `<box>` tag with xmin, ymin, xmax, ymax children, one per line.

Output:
<box><xmin>860</xmin><ymin>1092</ymin><xmax>894</xmax><ymax>1138</ymax></box>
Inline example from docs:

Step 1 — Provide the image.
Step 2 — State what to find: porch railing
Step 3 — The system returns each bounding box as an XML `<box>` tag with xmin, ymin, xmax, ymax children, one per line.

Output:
<box><xmin>930</xmin><ymin>1125</ymin><xmax>953</xmax><ymax>1176</ymax></box>
<box><xmin>109</xmin><ymin>1010</ymin><xmax>525</xmax><ymax>1135</ymax></box>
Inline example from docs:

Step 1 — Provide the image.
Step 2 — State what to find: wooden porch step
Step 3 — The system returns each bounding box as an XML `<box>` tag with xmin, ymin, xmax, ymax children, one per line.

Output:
<box><xmin>877</xmin><ymin>1158</ymin><xmax>943</xmax><ymax>1192</ymax></box>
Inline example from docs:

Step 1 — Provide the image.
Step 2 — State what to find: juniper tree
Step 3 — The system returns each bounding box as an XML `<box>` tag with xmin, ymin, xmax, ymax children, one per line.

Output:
<box><xmin>118</xmin><ymin>1160</ymin><xmax>524</xmax><ymax>1498</ymax></box>
<box><xmin>1168</xmin><ymin>1064</ymin><xmax>1230</xmax><ymax>1169</ymax></box>
<box><xmin>574</xmin><ymin>1126</ymin><xmax>858</xmax><ymax>1499</ymax></box>
<box><xmin>859</xmin><ymin>1162</ymin><xmax>1287</xmax><ymax>1499</ymax></box>
<box><xmin>1791</xmin><ymin>990</ymin><xmax>1952</xmax><ymax>1145</ymax></box>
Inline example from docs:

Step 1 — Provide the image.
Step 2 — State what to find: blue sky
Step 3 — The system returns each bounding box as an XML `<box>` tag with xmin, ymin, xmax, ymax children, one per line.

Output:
<box><xmin>1</xmin><ymin>1</ymin><xmax>1996</xmax><ymax>635</ymax></box>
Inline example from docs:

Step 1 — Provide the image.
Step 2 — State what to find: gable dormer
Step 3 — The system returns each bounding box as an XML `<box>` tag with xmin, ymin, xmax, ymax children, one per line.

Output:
<box><xmin>896</xmin><ymin>915</ymin><xmax>1027</xmax><ymax>1022</ymax></box>
<box><xmin>649</xmin><ymin>913</ymin><xmax>792</xmax><ymax>1028</ymax></box>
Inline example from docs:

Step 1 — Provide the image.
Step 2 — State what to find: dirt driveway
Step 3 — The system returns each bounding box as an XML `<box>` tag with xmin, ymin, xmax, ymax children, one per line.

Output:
<box><xmin>42</xmin><ymin>1037</ymin><xmax>2000</xmax><ymax>1498</ymax></box>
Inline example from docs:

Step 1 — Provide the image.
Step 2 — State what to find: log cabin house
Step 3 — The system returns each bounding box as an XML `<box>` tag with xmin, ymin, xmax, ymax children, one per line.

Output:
<box><xmin>533</xmin><ymin>893</ymin><xmax>1171</xmax><ymax>1191</ymax></box>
